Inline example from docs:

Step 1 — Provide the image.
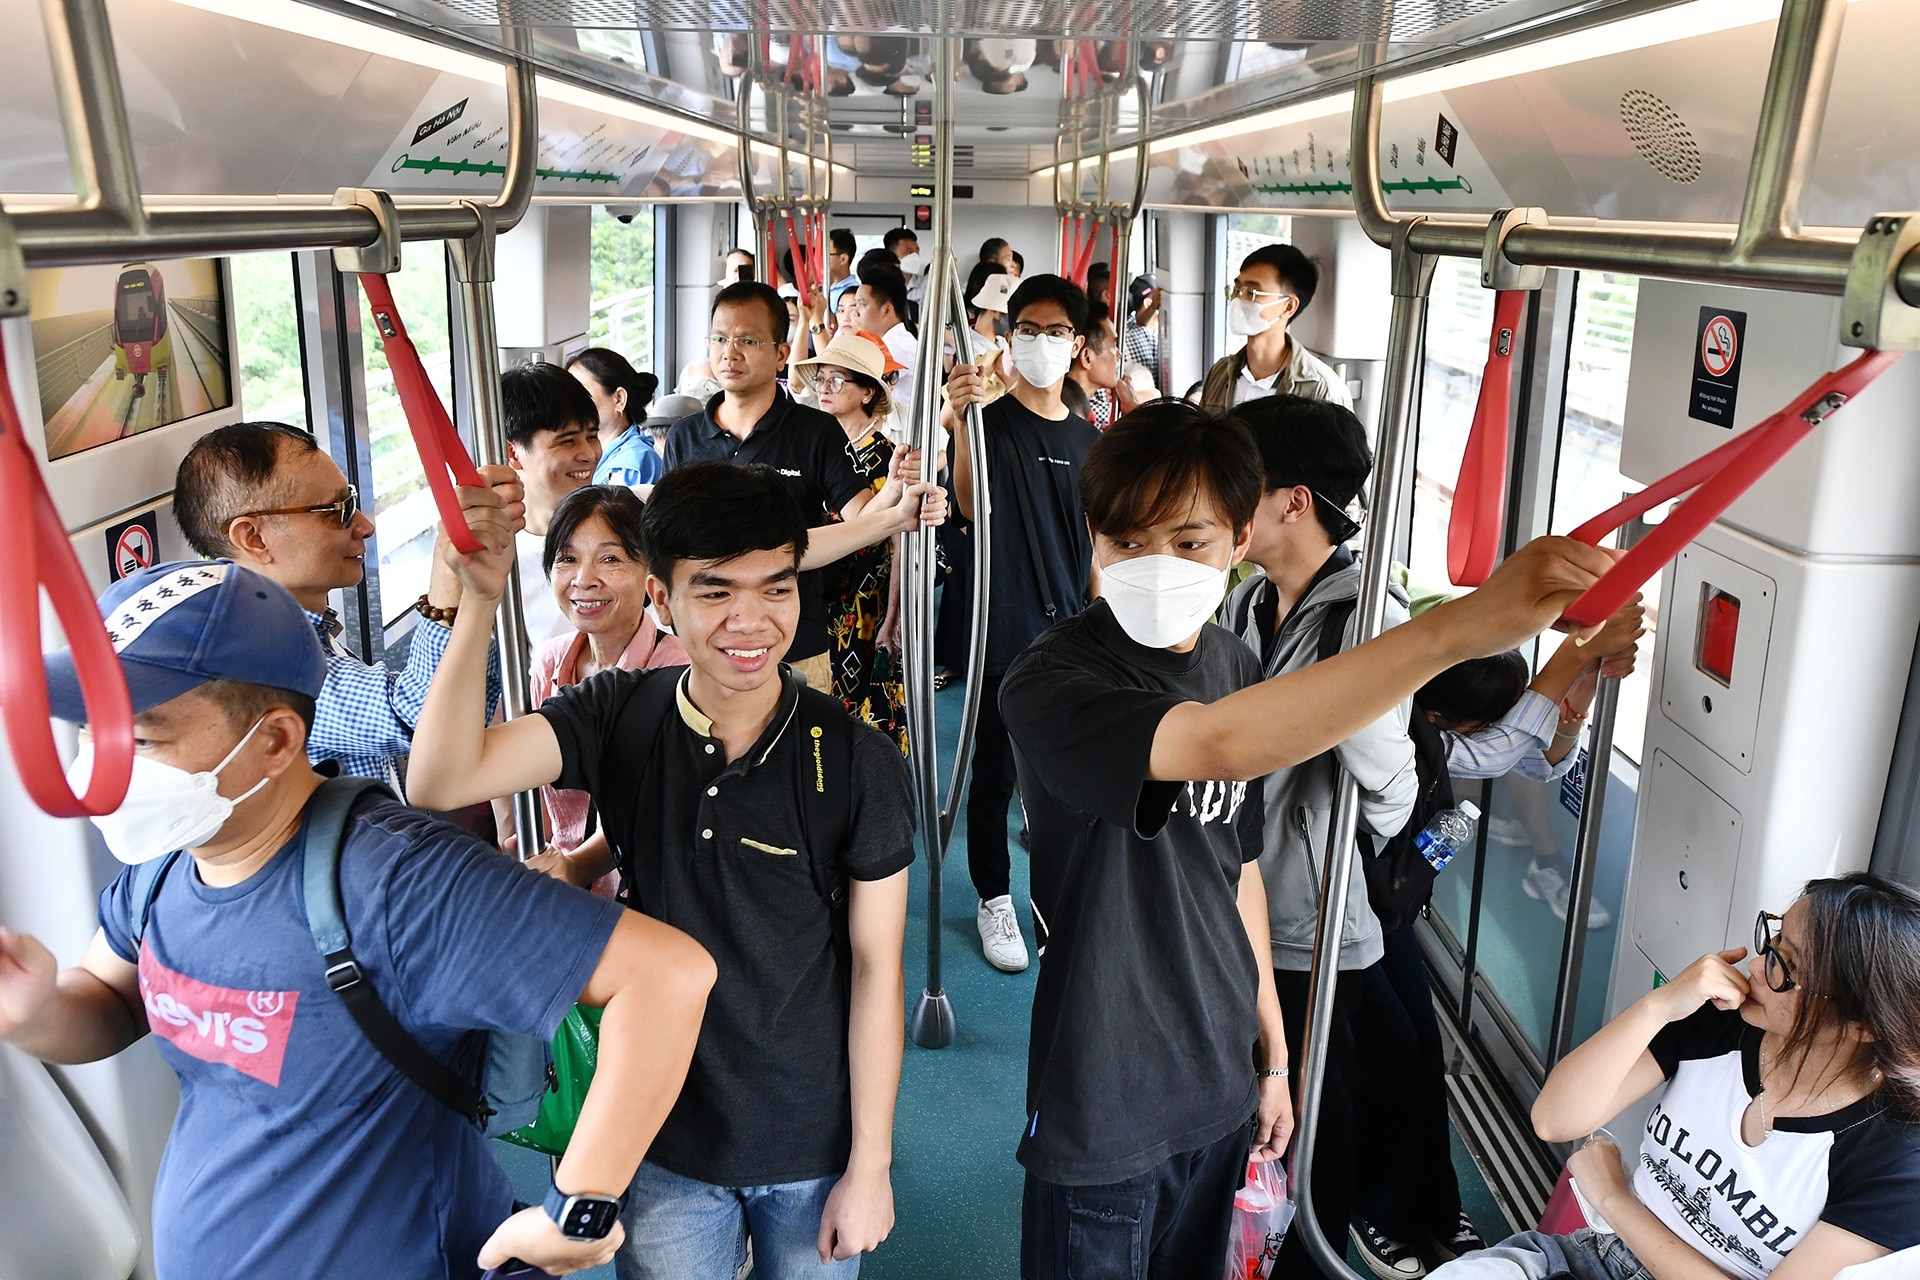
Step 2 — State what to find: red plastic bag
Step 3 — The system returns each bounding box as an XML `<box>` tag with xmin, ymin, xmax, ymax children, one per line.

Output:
<box><xmin>1224</xmin><ymin>1160</ymin><xmax>1294</xmax><ymax>1280</ymax></box>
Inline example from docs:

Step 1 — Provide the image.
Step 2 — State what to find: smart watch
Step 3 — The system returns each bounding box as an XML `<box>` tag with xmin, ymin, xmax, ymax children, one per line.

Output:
<box><xmin>543</xmin><ymin>1183</ymin><xmax>625</xmax><ymax>1240</ymax></box>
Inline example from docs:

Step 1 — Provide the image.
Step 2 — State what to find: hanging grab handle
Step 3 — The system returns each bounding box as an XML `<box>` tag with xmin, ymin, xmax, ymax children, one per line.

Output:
<box><xmin>1448</xmin><ymin>289</ymin><xmax>1527</xmax><ymax>586</ymax></box>
<box><xmin>1560</xmin><ymin>348</ymin><xmax>1905</xmax><ymax>628</ymax></box>
<box><xmin>354</xmin><ymin>272</ymin><xmax>485</xmax><ymax>556</ymax></box>
<box><xmin>0</xmin><ymin>346</ymin><xmax>135</xmax><ymax>817</ymax></box>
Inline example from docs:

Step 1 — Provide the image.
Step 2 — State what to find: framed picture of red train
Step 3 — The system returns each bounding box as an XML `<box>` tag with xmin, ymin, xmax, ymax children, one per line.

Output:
<box><xmin>29</xmin><ymin>258</ymin><xmax>234</xmax><ymax>461</ymax></box>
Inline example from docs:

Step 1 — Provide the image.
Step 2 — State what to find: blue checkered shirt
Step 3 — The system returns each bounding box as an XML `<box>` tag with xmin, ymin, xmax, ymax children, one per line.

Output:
<box><xmin>305</xmin><ymin>609</ymin><xmax>501</xmax><ymax>783</ymax></box>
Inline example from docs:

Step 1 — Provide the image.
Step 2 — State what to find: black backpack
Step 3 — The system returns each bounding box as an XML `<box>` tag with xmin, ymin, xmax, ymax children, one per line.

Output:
<box><xmin>1315</xmin><ymin>600</ymin><xmax>1457</xmax><ymax>933</ymax></box>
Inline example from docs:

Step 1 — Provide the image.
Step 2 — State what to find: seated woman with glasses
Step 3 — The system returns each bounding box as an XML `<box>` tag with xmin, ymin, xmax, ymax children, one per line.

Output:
<box><xmin>523</xmin><ymin>485</ymin><xmax>687</xmax><ymax>894</ymax></box>
<box><xmin>1430</xmin><ymin>872</ymin><xmax>1920</xmax><ymax>1280</ymax></box>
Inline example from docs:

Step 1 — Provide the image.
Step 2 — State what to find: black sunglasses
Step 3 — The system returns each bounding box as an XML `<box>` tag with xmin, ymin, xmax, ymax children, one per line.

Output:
<box><xmin>1754</xmin><ymin>910</ymin><xmax>1796</xmax><ymax>993</ymax></box>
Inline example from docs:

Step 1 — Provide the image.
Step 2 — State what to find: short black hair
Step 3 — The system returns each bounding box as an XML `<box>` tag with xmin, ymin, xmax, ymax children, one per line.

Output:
<box><xmin>642</xmin><ymin>462</ymin><xmax>810</xmax><ymax>586</ymax></box>
<box><xmin>858</xmin><ymin>263</ymin><xmax>908</xmax><ymax>324</ymax></box>
<box><xmin>725</xmin><ymin>248</ymin><xmax>755</xmax><ymax>266</ymax></box>
<box><xmin>1011</xmin><ymin>249</ymin><xmax>1025</xmax><ymax>270</ymax></box>
<box><xmin>1080</xmin><ymin>315</ymin><xmax>1116</xmax><ymax>351</ymax></box>
<box><xmin>830</xmin><ymin>228</ymin><xmax>857</xmax><ymax>260</ymax></box>
<box><xmin>565</xmin><ymin>347</ymin><xmax>657</xmax><ymax>427</ymax></box>
<box><xmin>504</xmin><ymin>361</ymin><xmax>598</xmax><ymax>450</ymax></box>
<box><xmin>859</xmin><ymin>247</ymin><xmax>898</xmax><ymax>276</ymax></box>
<box><xmin>1238</xmin><ymin>243</ymin><xmax>1321</xmax><ymax>315</ymax></box>
<box><xmin>979</xmin><ymin>237</ymin><xmax>1009</xmax><ymax>264</ymax></box>
<box><xmin>1080</xmin><ymin>401</ymin><xmax>1263</xmax><ymax>539</ymax></box>
<box><xmin>543</xmin><ymin>484</ymin><xmax>647</xmax><ymax>577</ymax></box>
<box><xmin>882</xmin><ymin>227</ymin><xmax>918</xmax><ymax>254</ymax></box>
<box><xmin>1006</xmin><ymin>273</ymin><xmax>1089</xmax><ymax>330</ymax></box>
<box><xmin>1232</xmin><ymin>395</ymin><xmax>1374</xmax><ymax>540</ymax></box>
<box><xmin>174</xmin><ymin>422</ymin><xmax>322</xmax><ymax>558</ymax></box>
<box><xmin>1418</xmin><ymin>652</ymin><xmax>1530</xmax><ymax>728</ymax></box>
<box><xmin>710</xmin><ymin>279</ymin><xmax>789</xmax><ymax>344</ymax></box>
<box><xmin>198</xmin><ymin>678</ymin><xmax>317</xmax><ymax>734</ymax></box>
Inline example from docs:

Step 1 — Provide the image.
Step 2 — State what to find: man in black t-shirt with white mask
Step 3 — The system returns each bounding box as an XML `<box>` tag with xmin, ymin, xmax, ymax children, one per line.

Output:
<box><xmin>998</xmin><ymin>402</ymin><xmax>1620</xmax><ymax>1280</ymax></box>
<box><xmin>944</xmin><ymin>273</ymin><xmax>1101</xmax><ymax>975</ymax></box>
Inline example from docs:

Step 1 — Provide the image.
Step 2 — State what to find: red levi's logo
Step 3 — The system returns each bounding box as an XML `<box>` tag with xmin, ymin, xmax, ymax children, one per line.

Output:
<box><xmin>138</xmin><ymin>946</ymin><xmax>299</xmax><ymax>1087</ymax></box>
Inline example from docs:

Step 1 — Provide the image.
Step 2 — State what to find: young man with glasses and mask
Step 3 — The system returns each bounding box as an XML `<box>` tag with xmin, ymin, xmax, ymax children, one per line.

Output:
<box><xmin>662</xmin><ymin>280</ymin><xmax>946</xmax><ymax>691</ymax></box>
<box><xmin>1199</xmin><ymin>244</ymin><xmax>1352</xmax><ymax>415</ymax></box>
<box><xmin>941</xmin><ymin>273</ymin><xmax>1100</xmax><ymax>974</ymax></box>
<box><xmin>172</xmin><ymin>422</ymin><xmax>505</xmax><ymax>785</ymax></box>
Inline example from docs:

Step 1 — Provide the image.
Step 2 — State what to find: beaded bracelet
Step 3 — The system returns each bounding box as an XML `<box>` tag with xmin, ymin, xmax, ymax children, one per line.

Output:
<box><xmin>415</xmin><ymin>594</ymin><xmax>457</xmax><ymax>627</ymax></box>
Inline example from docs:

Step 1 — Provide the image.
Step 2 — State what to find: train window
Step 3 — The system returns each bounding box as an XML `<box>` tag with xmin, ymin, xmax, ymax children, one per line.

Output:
<box><xmin>589</xmin><ymin>206</ymin><xmax>656</xmax><ymax>372</ymax></box>
<box><xmin>358</xmin><ymin>248</ymin><xmax>454</xmax><ymax>628</ymax></box>
<box><xmin>228</xmin><ymin>253</ymin><xmax>308</xmax><ymax>430</ymax></box>
<box><xmin>1408</xmin><ymin>256</ymin><xmax>1492</xmax><ymax>588</ymax></box>
<box><xmin>1551</xmin><ymin>271</ymin><xmax>1654</xmax><ymax>762</ymax></box>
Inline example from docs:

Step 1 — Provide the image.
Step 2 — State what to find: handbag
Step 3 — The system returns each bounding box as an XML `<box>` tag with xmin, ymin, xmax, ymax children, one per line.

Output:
<box><xmin>498</xmin><ymin>1004</ymin><xmax>603</xmax><ymax>1157</ymax></box>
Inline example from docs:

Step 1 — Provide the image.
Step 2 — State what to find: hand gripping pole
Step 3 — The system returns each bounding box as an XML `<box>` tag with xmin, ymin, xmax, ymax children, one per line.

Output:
<box><xmin>1447</xmin><ymin>289</ymin><xmax>1527</xmax><ymax>586</ymax></box>
<box><xmin>1560</xmin><ymin>347</ymin><xmax>1905</xmax><ymax>628</ymax></box>
<box><xmin>354</xmin><ymin>271</ymin><xmax>486</xmax><ymax>555</ymax></box>
<box><xmin>0</xmin><ymin>317</ymin><xmax>135</xmax><ymax>817</ymax></box>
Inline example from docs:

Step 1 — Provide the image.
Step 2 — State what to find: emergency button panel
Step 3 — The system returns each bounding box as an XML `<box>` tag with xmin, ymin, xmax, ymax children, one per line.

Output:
<box><xmin>1660</xmin><ymin>544</ymin><xmax>1776</xmax><ymax>775</ymax></box>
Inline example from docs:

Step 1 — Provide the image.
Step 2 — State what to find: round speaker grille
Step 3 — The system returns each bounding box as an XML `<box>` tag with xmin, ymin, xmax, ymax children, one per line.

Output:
<box><xmin>1620</xmin><ymin>89</ymin><xmax>1702</xmax><ymax>184</ymax></box>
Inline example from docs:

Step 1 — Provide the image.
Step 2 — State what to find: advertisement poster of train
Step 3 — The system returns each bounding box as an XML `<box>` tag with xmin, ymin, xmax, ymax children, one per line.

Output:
<box><xmin>30</xmin><ymin>258</ymin><xmax>232</xmax><ymax>461</ymax></box>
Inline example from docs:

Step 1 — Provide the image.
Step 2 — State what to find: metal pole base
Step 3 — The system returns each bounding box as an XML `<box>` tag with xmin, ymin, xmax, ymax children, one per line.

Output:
<box><xmin>909</xmin><ymin>989</ymin><xmax>957</xmax><ymax>1049</ymax></box>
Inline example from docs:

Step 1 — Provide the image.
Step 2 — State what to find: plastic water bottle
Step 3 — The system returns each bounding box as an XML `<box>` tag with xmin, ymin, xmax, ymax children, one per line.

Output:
<box><xmin>1412</xmin><ymin>800</ymin><xmax>1481</xmax><ymax>872</ymax></box>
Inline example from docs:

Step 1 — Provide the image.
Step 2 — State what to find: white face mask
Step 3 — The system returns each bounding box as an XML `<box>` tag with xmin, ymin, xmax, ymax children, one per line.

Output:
<box><xmin>1009</xmin><ymin>333</ymin><xmax>1075</xmax><ymax>389</ymax></box>
<box><xmin>69</xmin><ymin>719</ymin><xmax>271</xmax><ymax>865</ymax></box>
<box><xmin>1099</xmin><ymin>554</ymin><xmax>1231</xmax><ymax>649</ymax></box>
<box><xmin>896</xmin><ymin>251</ymin><xmax>924</xmax><ymax>276</ymax></box>
<box><xmin>1226</xmin><ymin>297</ymin><xmax>1281</xmax><ymax>338</ymax></box>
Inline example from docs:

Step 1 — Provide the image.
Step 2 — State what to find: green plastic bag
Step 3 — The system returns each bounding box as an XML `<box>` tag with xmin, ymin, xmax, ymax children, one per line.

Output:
<box><xmin>497</xmin><ymin>1004</ymin><xmax>601</xmax><ymax>1157</ymax></box>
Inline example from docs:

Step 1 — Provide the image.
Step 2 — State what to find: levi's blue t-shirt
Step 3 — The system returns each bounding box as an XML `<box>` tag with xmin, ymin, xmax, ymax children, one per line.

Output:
<box><xmin>593</xmin><ymin>424</ymin><xmax>665</xmax><ymax>488</ymax></box>
<box><xmin>98</xmin><ymin>791</ymin><xmax>623</xmax><ymax>1280</ymax></box>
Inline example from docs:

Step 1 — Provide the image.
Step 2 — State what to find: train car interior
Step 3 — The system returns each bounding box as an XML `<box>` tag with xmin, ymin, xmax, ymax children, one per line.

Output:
<box><xmin>2</xmin><ymin>0</ymin><xmax>1919</xmax><ymax>1277</ymax></box>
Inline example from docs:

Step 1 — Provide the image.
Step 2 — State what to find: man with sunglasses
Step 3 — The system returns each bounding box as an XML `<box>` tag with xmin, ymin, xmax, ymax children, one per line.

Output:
<box><xmin>173</xmin><ymin>422</ymin><xmax>505</xmax><ymax>784</ymax></box>
<box><xmin>1199</xmin><ymin>244</ymin><xmax>1352</xmax><ymax>415</ymax></box>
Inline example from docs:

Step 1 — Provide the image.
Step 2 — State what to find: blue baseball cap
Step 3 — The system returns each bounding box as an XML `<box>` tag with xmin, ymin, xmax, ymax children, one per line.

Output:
<box><xmin>45</xmin><ymin>560</ymin><xmax>328</xmax><ymax>723</ymax></box>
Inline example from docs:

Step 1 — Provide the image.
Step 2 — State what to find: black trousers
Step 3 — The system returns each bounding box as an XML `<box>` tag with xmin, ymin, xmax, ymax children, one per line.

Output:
<box><xmin>1021</xmin><ymin>1118</ymin><xmax>1255</xmax><ymax>1280</ymax></box>
<box><xmin>1272</xmin><ymin>967</ymin><xmax>1368</xmax><ymax>1280</ymax></box>
<box><xmin>966</xmin><ymin>671</ymin><xmax>1017</xmax><ymax>903</ymax></box>
<box><xmin>1353</xmin><ymin>924</ymin><xmax>1464</xmax><ymax>1239</ymax></box>
<box><xmin>934</xmin><ymin>517</ymin><xmax>973</xmax><ymax>673</ymax></box>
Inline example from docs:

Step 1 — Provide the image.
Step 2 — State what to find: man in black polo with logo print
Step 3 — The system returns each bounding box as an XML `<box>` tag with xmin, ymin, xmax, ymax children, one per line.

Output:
<box><xmin>661</xmin><ymin>279</ymin><xmax>945</xmax><ymax>692</ymax></box>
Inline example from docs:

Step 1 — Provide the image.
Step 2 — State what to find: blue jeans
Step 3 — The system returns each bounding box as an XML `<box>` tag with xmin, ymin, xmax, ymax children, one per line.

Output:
<box><xmin>615</xmin><ymin>1161</ymin><xmax>860</xmax><ymax>1280</ymax></box>
<box><xmin>1430</xmin><ymin>1230</ymin><xmax>1651</xmax><ymax>1280</ymax></box>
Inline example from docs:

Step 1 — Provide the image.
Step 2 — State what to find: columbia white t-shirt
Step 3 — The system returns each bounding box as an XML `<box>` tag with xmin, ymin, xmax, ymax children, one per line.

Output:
<box><xmin>1633</xmin><ymin>1008</ymin><xmax>1920</xmax><ymax>1279</ymax></box>
<box><xmin>514</xmin><ymin>529</ymin><xmax>568</xmax><ymax>649</ymax></box>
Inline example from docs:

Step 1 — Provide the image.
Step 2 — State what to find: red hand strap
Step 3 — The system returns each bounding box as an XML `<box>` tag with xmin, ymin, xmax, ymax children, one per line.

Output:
<box><xmin>1560</xmin><ymin>348</ymin><xmax>1905</xmax><ymax>628</ymax></box>
<box><xmin>0</xmin><ymin>348</ymin><xmax>134</xmax><ymax>817</ymax></box>
<box><xmin>355</xmin><ymin>272</ymin><xmax>485</xmax><ymax>555</ymax></box>
<box><xmin>1448</xmin><ymin>289</ymin><xmax>1526</xmax><ymax>586</ymax></box>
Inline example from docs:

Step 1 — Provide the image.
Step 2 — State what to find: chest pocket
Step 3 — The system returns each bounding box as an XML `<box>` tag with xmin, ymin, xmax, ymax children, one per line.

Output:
<box><xmin>740</xmin><ymin>838</ymin><xmax>798</xmax><ymax>857</ymax></box>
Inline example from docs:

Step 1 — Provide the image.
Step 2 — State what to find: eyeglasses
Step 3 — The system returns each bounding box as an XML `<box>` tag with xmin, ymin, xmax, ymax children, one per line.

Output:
<box><xmin>707</xmin><ymin>334</ymin><xmax>773</xmax><ymax>352</ymax></box>
<box><xmin>228</xmin><ymin>485</ymin><xmax>359</xmax><ymax>531</ymax></box>
<box><xmin>1754</xmin><ymin>910</ymin><xmax>1796</xmax><ymax>993</ymax></box>
<box><xmin>1011</xmin><ymin>323</ymin><xmax>1076</xmax><ymax>340</ymax></box>
<box><xmin>816</xmin><ymin>374</ymin><xmax>855</xmax><ymax>394</ymax></box>
<box><xmin>1226</xmin><ymin>283</ymin><xmax>1290</xmax><ymax>304</ymax></box>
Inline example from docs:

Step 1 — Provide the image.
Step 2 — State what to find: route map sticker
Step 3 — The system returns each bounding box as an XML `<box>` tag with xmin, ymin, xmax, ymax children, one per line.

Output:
<box><xmin>1690</xmin><ymin>306</ymin><xmax>1747</xmax><ymax>427</ymax></box>
<box><xmin>106</xmin><ymin>511</ymin><xmax>159</xmax><ymax>582</ymax></box>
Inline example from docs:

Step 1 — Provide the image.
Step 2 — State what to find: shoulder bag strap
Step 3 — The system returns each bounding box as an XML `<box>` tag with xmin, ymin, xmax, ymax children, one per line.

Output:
<box><xmin>995</xmin><ymin>432</ymin><xmax>1065</xmax><ymax>622</ymax></box>
<box><xmin>127</xmin><ymin>850</ymin><xmax>183</xmax><ymax>948</ymax></box>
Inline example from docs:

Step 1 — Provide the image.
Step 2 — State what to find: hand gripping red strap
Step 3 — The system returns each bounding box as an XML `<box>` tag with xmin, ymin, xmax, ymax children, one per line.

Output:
<box><xmin>0</xmin><ymin>349</ymin><xmax>134</xmax><ymax>817</ymax></box>
<box><xmin>355</xmin><ymin>272</ymin><xmax>485</xmax><ymax>554</ymax></box>
<box><xmin>1559</xmin><ymin>348</ymin><xmax>1905</xmax><ymax>628</ymax></box>
<box><xmin>1448</xmin><ymin>289</ymin><xmax>1527</xmax><ymax>587</ymax></box>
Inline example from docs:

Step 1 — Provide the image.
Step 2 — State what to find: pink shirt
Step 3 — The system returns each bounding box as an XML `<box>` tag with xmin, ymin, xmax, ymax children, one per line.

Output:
<box><xmin>531</xmin><ymin>613</ymin><xmax>688</xmax><ymax>876</ymax></box>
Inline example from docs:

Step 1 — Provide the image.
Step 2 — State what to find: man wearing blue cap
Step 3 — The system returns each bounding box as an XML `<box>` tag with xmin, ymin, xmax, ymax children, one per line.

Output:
<box><xmin>0</xmin><ymin>543</ymin><xmax>716</xmax><ymax>1279</ymax></box>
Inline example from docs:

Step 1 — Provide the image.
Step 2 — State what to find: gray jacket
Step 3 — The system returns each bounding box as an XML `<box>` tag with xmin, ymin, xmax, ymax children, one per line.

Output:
<box><xmin>1223</xmin><ymin>556</ymin><xmax>1417</xmax><ymax>972</ymax></box>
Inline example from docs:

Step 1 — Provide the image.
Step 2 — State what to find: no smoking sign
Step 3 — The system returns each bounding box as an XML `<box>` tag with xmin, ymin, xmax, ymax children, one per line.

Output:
<box><xmin>1690</xmin><ymin>306</ymin><xmax>1747</xmax><ymax>427</ymax></box>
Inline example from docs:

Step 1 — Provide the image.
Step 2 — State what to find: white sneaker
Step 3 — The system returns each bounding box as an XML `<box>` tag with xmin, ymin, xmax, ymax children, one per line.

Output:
<box><xmin>1524</xmin><ymin>861</ymin><xmax>1613</xmax><ymax>929</ymax></box>
<box><xmin>1487</xmin><ymin>815</ymin><xmax>1530</xmax><ymax>847</ymax></box>
<box><xmin>977</xmin><ymin>895</ymin><xmax>1030</xmax><ymax>972</ymax></box>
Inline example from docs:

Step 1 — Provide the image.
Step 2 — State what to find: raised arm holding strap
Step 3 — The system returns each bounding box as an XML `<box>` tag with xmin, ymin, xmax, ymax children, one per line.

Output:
<box><xmin>0</xmin><ymin>340</ymin><xmax>134</xmax><ymax>817</ymax></box>
<box><xmin>1448</xmin><ymin>289</ymin><xmax>1527</xmax><ymax>587</ymax></box>
<box><xmin>1559</xmin><ymin>347</ymin><xmax>1905</xmax><ymax>628</ymax></box>
<box><xmin>354</xmin><ymin>271</ymin><xmax>485</xmax><ymax>555</ymax></box>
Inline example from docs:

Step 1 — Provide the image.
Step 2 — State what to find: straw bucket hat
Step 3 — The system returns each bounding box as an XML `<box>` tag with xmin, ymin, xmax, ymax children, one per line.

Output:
<box><xmin>794</xmin><ymin>329</ymin><xmax>903</xmax><ymax>421</ymax></box>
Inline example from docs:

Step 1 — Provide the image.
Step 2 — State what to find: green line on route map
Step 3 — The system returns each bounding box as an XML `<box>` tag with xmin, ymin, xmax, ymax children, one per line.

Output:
<box><xmin>392</xmin><ymin>153</ymin><xmax>620</xmax><ymax>184</ymax></box>
<box><xmin>1247</xmin><ymin>174</ymin><xmax>1475</xmax><ymax>197</ymax></box>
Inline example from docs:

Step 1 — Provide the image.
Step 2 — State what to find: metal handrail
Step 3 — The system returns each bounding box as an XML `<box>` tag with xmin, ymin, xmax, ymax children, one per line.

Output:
<box><xmin>937</xmin><ymin>252</ymin><xmax>992</xmax><ymax>850</ymax></box>
<box><xmin>1549</xmin><ymin>672</ymin><xmax>1622</xmax><ymax>1065</ymax></box>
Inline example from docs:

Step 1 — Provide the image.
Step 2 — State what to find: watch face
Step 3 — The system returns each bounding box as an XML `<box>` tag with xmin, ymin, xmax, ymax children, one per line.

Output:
<box><xmin>560</xmin><ymin>1195</ymin><xmax>621</xmax><ymax>1240</ymax></box>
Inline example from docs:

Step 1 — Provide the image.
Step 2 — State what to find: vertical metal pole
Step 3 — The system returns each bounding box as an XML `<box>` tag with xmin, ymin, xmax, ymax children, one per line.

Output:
<box><xmin>908</xmin><ymin>20</ymin><xmax>960</xmax><ymax>1051</ymax></box>
<box><xmin>1290</xmin><ymin>218</ymin><xmax>1433</xmax><ymax>1280</ymax></box>
<box><xmin>938</xmin><ymin>253</ymin><xmax>992</xmax><ymax>848</ymax></box>
<box><xmin>1731</xmin><ymin>0</ymin><xmax>1848</xmax><ymax>259</ymax></box>
<box><xmin>39</xmin><ymin>0</ymin><xmax>145</xmax><ymax>232</ymax></box>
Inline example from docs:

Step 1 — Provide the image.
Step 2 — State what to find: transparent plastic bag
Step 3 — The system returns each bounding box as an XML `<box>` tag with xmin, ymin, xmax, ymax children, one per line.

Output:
<box><xmin>1224</xmin><ymin>1159</ymin><xmax>1294</xmax><ymax>1280</ymax></box>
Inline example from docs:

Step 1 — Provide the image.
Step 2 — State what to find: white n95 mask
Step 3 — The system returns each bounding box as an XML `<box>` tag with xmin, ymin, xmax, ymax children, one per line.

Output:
<box><xmin>68</xmin><ymin>719</ymin><xmax>271</xmax><ymax>864</ymax></box>
<box><xmin>896</xmin><ymin>251</ymin><xmax>925</xmax><ymax>277</ymax></box>
<box><xmin>1226</xmin><ymin>298</ymin><xmax>1280</xmax><ymax>338</ymax></box>
<box><xmin>1099</xmin><ymin>555</ymin><xmax>1231</xmax><ymax>649</ymax></box>
<box><xmin>1008</xmin><ymin>333</ymin><xmax>1075</xmax><ymax>389</ymax></box>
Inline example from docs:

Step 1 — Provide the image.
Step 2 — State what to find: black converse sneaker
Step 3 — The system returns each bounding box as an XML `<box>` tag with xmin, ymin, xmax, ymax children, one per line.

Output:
<box><xmin>1351</xmin><ymin>1217</ymin><xmax>1427</xmax><ymax>1280</ymax></box>
<box><xmin>1426</xmin><ymin>1209</ymin><xmax>1488</xmax><ymax>1261</ymax></box>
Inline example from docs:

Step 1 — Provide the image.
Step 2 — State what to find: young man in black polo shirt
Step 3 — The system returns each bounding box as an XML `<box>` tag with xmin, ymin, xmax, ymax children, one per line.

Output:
<box><xmin>942</xmin><ymin>272</ymin><xmax>1100</xmax><ymax>974</ymax></box>
<box><xmin>661</xmin><ymin>280</ymin><xmax>943</xmax><ymax>693</ymax></box>
<box><xmin>410</xmin><ymin>461</ymin><xmax>915</xmax><ymax>1279</ymax></box>
<box><xmin>999</xmin><ymin>403</ymin><xmax>1616</xmax><ymax>1280</ymax></box>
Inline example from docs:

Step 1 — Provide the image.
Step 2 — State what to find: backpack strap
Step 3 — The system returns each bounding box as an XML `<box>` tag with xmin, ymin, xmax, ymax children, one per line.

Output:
<box><xmin>1316</xmin><ymin>598</ymin><xmax>1357</xmax><ymax>666</ymax></box>
<box><xmin>126</xmin><ymin>850</ymin><xmax>183</xmax><ymax>948</ymax></box>
<box><xmin>301</xmin><ymin>776</ymin><xmax>492</xmax><ymax>1127</ymax></box>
